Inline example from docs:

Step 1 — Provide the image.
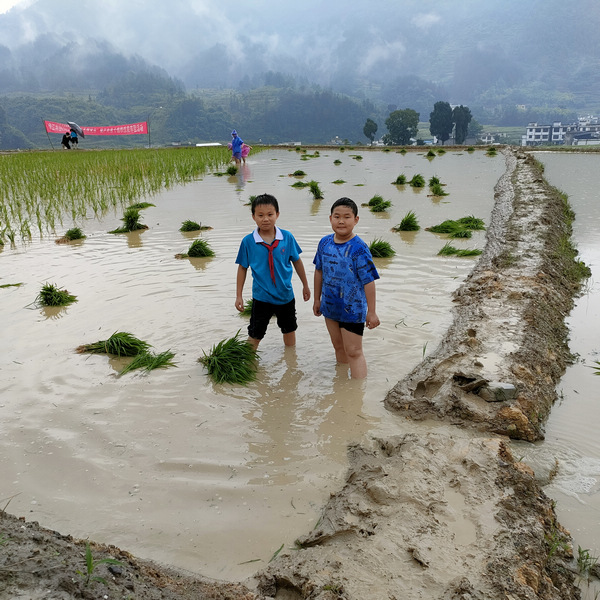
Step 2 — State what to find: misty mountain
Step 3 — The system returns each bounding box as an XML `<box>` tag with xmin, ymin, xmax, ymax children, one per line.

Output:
<box><xmin>1</xmin><ymin>0</ymin><xmax>599</xmax><ymax>113</ymax></box>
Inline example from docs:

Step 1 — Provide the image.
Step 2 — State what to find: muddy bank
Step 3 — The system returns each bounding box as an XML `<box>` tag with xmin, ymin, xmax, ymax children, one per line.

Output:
<box><xmin>0</xmin><ymin>148</ymin><xmax>586</xmax><ymax>599</ymax></box>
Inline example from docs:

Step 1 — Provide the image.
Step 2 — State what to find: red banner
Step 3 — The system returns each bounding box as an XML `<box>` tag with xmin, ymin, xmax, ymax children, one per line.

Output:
<box><xmin>44</xmin><ymin>120</ymin><xmax>148</xmax><ymax>136</ymax></box>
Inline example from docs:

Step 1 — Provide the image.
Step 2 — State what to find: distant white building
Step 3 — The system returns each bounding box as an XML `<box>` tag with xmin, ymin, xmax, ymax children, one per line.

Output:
<box><xmin>522</xmin><ymin>118</ymin><xmax>600</xmax><ymax>146</ymax></box>
<box><xmin>521</xmin><ymin>122</ymin><xmax>568</xmax><ymax>146</ymax></box>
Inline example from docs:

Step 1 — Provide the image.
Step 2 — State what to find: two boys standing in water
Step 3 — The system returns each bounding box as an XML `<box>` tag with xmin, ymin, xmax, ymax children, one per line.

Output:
<box><xmin>235</xmin><ymin>193</ymin><xmax>379</xmax><ymax>379</ymax></box>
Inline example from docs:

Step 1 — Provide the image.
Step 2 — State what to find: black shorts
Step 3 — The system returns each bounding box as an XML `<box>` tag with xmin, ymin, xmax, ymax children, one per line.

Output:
<box><xmin>248</xmin><ymin>298</ymin><xmax>297</xmax><ymax>340</ymax></box>
<box><xmin>338</xmin><ymin>321</ymin><xmax>365</xmax><ymax>336</ymax></box>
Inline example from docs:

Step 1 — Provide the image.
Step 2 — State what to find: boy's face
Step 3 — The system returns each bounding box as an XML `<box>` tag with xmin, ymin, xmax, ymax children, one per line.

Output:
<box><xmin>252</xmin><ymin>203</ymin><xmax>279</xmax><ymax>234</ymax></box>
<box><xmin>330</xmin><ymin>204</ymin><xmax>359</xmax><ymax>238</ymax></box>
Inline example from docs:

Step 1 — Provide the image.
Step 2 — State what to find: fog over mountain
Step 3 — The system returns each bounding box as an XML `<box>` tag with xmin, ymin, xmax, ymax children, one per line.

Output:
<box><xmin>1</xmin><ymin>0</ymin><xmax>599</xmax><ymax>112</ymax></box>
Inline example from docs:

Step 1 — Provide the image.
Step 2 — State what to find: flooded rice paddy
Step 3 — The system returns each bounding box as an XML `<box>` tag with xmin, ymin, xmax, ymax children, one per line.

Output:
<box><xmin>3</xmin><ymin>147</ymin><xmax>597</xmax><ymax>583</ymax></box>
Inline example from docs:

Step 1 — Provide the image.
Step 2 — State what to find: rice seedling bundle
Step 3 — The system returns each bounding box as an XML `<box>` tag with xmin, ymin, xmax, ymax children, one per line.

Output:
<box><xmin>291</xmin><ymin>181</ymin><xmax>309</xmax><ymax>188</ymax></box>
<box><xmin>456</xmin><ymin>216</ymin><xmax>485</xmax><ymax>230</ymax></box>
<box><xmin>36</xmin><ymin>283</ymin><xmax>77</xmax><ymax>307</ymax></box>
<box><xmin>426</xmin><ymin>149</ymin><xmax>436</xmax><ymax>158</ymax></box>
<box><xmin>199</xmin><ymin>331</ymin><xmax>259</xmax><ymax>385</ymax></box>
<box><xmin>393</xmin><ymin>210</ymin><xmax>420</xmax><ymax>232</ymax></box>
<box><xmin>239</xmin><ymin>299</ymin><xmax>253</xmax><ymax>317</ymax></box>
<box><xmin>428</xmin><ymin>176</ymin><xmax>441</xmax><ymax>187</ymax></box>
<box><xmin>409</xmin><ymin>174</ymin><xmax>426</xmax><ymax>188</ymax></box>
<box><xmin>291</xmin><ymin>170</ymin><xmax>306</xmax><ymax>176</ymax></box>
<box><xmin>438</xmin><ymin>243</ymin><xmax>482</xmax><ymax>257</ymax></box>
<box><xmin>119</xmin><ymin>350</ymin><xmax>176</xmax><ymax>376</ymax></box>
<box><xmin>430</xmin><ymin>183</ymin><xmax>449</xmax><ymax>197</ymax></box>
<box><xmin>367</xmin><ymin>195</ymin><xmax>392</xmax><ymax>212</ymax></box>
<box><xmin>392</xmin><ymin>174</ymin><xmax>407</xmax><ymax>185</ymax></box>
<box><xmin>187</xmin><ymin>238</ymin><xmax>215</xmax><ymax>257</ymax></box>
<box><xmin>308</xmin><ymin>181</ymin><xmax>324</xmax><ymax>199</ymax></box>
<box><xmin>180</xmin><ymin>220</ymin><xmax>202</xmax><ymax>232</ymax></box>
<box><xmin>76</xmin><ymin>332</ymin><xmax>151</xmax><ymax>357</ymax></box>
<box><xmin>369</xmin><ymin>238</ymin><xmax>396</xmax><ymax>258</ymax></box>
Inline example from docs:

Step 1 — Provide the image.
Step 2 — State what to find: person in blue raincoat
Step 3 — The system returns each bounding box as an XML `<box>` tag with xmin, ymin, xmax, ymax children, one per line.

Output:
<box><xmin>230</xmin><ymin>130</ymin><xmax>243</xmax><ymax>166</ymax></box>
<box><xmin>70</xmin><ymin>128</ymin><xmax>78</xmax><ymax>147</ymax></box>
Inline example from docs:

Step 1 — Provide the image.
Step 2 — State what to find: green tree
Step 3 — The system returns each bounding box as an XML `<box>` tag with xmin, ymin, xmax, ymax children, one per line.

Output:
<box><xmin>429</xmin><ymin>101</ymin><xmax>453</xmax><ymax>145</ymax></box>
<box><xmin>383</xmin><ymin>108</ymin><xmax>419</xmax><ymax>145</ymax></box>
<box><xmin>467</xmin><ymin>118</ymin><xmax>483</xmax><ymax>140</ymax></box>
<box><xmin>452</xmin><ymin>105</ymin><xmax>472</xmax><ymax>144</ymax></box>
<box><xmin>363</xmin><ymin>118</ymin><xmax>378</xmax><ymax>145</ymax></box>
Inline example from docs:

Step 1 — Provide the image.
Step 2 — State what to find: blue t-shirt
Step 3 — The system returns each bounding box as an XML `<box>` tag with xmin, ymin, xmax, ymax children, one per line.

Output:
<box><xmin>313</xmin><ymin>234</ymin><xmax>379</xmax><ymax>323</ymax></box>
<box><xmin>236</xmin><ymin>227</ymin><xmax>302</xmax><ymax>305</ymax></box>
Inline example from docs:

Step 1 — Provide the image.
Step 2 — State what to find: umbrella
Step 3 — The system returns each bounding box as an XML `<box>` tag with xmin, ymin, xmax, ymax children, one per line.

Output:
<box><xmin>67</xmin><ymin>121</ymin><xmax>85</xmax><ymax>139</ymax></box>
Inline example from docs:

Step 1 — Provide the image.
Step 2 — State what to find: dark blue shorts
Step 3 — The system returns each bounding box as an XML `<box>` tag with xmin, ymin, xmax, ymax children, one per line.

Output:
<box><xmin>248</xmin><ymin>298</ymin><xmax>297</xmax><ymax>340</ymax></box>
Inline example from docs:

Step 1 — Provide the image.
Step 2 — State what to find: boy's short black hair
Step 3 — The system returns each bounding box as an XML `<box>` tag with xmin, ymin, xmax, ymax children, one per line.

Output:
<box><xmin>251</xmin><ymin>193</ymin><xmax>279</xmax><ymax>214</ymax></box>
<box><xmin>330</xmin><ymin>197</ymin><xmax>358</xmax><ymax>216</ymax></box>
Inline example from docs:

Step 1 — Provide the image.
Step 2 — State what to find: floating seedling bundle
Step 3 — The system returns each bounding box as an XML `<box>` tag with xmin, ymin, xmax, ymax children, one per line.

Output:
<box><xmin>77</xmin><ymin>331</ymin><xmax>176</xmax><ymax>376</ymax></box>
<box><xmin>35</xmin><ymin>283</ymin><xmax>77</xmax><ymax>307</ymax></box>
<box><xmin>199</xmin><ymin>331</ymin><xmax>259</xmax><ymax>385</ymax></box>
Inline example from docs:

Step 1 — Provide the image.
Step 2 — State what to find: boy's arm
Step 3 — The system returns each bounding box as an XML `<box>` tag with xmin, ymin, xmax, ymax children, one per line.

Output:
<box><xmin>364</xmin><ymin>281</ymin><xmax>380</xmax><ymax>329</ymax></box>
<box><xmin>235</xmin><ymin>265</ymin><xmax>248</xmax><ymax>311</ymax></box>
<box><xmin>292</xmin><ymin>258</ymin><xmax>311</xmax><ymax>301</ymax></box>
<box><xmin>313</xmin><ymin>268</ymin><xmax>323</xmax><ymax>316</ymax></box>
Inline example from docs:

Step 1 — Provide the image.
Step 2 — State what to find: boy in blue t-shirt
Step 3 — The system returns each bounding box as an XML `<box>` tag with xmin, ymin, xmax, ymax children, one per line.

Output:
<box><xmin>236</xmin><ymin>194</ymin><xmax>311</xmax><ymax>349</ymax></box>
<box><xmin>313</xmin><ymin>197</ymin><xmax>380</xmax><ymax>378</ymax></box>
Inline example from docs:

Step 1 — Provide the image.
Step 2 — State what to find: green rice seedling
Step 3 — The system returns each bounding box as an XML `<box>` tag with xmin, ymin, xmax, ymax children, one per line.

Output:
<box><xmin>128</xmin><ymin>202</ymin><xmax>155</xmax><ymax>210</ymax></box>
<box><xmin>449</xmin><ymin>228</ymin><xmax>472</xmax><ymax>239</ymax></box>
<box><xmin>291</xmin><ymin>170</ymin><xmax>306</xmax><ymax>176</ymax></box>
<box><xmin>199</xmin><ymin>331</ymin><xmax>259</xmax><ymax>385</ymax></box>
<box><xmin>36</xmin><ymin>283</ymin><xmax>77</xmax><ymax>307</ymax></box>
<box><xmin>56</xmin><ymin>227</ymin><xmax>86</xmax><ymax>244</ymax></box>
<box><xmin>186</xmin><ymin>238</ymin><xmax>215</xmax><ymax>257</ymax></box>
<box><xmin>308</xmin><ymin>180</ymin><xmax>324</xmax><ymax>200</ymax></box>
<box><xmin>77</xmin><ymin>541</ymin><xmax>123</xmax><ymax>587</ymax></box>
<box><xmin>427</xmin><ymin>220</ymin><xmax>464</xmax><ymax>234</ymax></box>
<box><xmin>457</xmin><ymin>215</ymin><xmax>485</xmax><ymax>230</ymax></box>
<box><xmin>367</xmin><ymin>195</ymin><xmax>392</xmax><ymax>212</ymax></box>
<box><xmin>119</xmin><ymin>349</ymin><xmax>176</xmax><ymax>376</ymax></box>
<box><xmin>179</xmin><ymin>220</ymin><xmax>212</xmax><ymax>232</ymax></box>
<box><xmin>352</xmin><ymin>155</ymin><xmax>363</xmax><ymax>161</ymax></box>
<box><xmin>333</xmin><ymin>159</ymin><xmax>342</xmax><ymax>165</ymax></box>
<box><xmin>392</xmin><ymin>174</ymin><xmax>407</xmax><ymax>185</ymax></box>
<box><xmin>577</xmin><ymin>546</ymin><xmax>599</xmax><ymax>582</ymax></box>
<box><xmin>428</xmin><ymin>176</ymin><xmax>441</xmax><ymax>187</ymax></box>
<box><xmin>409</xmin><ymin>174</ymin><xmax>426</xmax><ymax>187</ymax></box>
<box><xmin>486</xmin><ymin>146</ymin><xmax>497</xmax><ymax>156</ymax></box>
<box><xmin>332</xmin><ymin>179</ymin><xmax>346</xmax><ymax>184</ymax></box>
<box><xmin>430</xmin><ymin>183</ymin><xmax>449</xmax><ymax>196</ymax></box>
<box><xmin>437</xmin><ymin>243</ymin><xmax>481</xmax><ymax>257</ymax></box>
<box><xmin>239</xmin><ymin>299</ymin><xmax>253</xmax><ymax>317</ymax></box>
<box><xmin>227</xmin><ymin>165</ymin><xmax>238</xmax><ymax>175</ymax></box>
<box><xmin>467</xmin><ymin>147</ymin><xmax>475</xmax><ymax>152</ymax></box>
<box><xmin>291</xmin><ymin>181</ymin><xmax>309</xmax><ymax>188</ymax></box>
<box><xmin>109</xmin><ymin>207</ymin><xmax>148</xmax><ymax>234</ymax></box>
<box><xmin>369</xmin><ymin>238</ymin><xmax>396</xmax><ymax>258</ymax></box>
<box><xmin>76</xmin><ymin>332</ymin><xmax>151</xmax><ymax>357</ymax></box>
<box><xmin>426</xmin><ymin>149</ymin><xmax>436</xmax><ymax>158</ymax></box>
<box><xmin>393</xmin><ymin>210</ymin><xmax>420</xmax><ymax>231</ymax></box>
<box><xmin>0</xmin><ymin>282</ymin><xmax>23</xmax><ymax>288</ymax></box>
<box><xmin>437</xmin><ymin>148</ymin><xmax>446</xmax><ymax>155</ymax></box>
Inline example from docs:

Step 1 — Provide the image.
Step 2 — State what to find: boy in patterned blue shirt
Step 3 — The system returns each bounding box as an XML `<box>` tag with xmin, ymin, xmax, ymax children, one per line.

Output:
<box><xmin>236</xmin><ymin>194</ymin><xmax>311</xmax><ymax>349</ymax></box>
<box><xmin>313</xmin><ymin>197</ymin><xmax>380</xmax><ymax>378</ymax></box>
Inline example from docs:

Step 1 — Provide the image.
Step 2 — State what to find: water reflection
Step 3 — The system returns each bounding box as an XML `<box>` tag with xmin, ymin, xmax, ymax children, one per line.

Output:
<box><xmin>126</xmin><ymin>230</ymin><xmax>145</xmax><ymax>248</ymax></box>
<box><xmin>243</xmin><ymin>348</ymin><xmax>370</xmax><ymax>484</ymax></box>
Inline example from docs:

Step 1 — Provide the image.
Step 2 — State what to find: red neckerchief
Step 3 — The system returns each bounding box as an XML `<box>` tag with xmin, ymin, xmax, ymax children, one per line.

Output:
<box><xmin>260</xmin><ymin>239</ymin><xmax>280</xmax><ymax>285</ymax></box>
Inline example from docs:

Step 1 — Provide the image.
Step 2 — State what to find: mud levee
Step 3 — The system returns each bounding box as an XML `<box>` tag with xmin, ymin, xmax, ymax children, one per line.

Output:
<box><xmin>385</xmin><ymin>148</ymin><xmax>585</xmax><ymax>442</ymax></box>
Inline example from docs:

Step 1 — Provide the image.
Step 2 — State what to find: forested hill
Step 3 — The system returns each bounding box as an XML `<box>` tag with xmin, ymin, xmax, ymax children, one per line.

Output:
<box><xmin>0</xmin><ymin>0</ymin><xmax>598</xmax><ymax>149</ymax></box>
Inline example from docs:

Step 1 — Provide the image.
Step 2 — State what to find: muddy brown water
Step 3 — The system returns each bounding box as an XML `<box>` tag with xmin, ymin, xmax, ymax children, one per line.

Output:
<box><xmin>522</xmin><ymin>152</ymin><xmax>600</xmax><ymax>576</ymax></box>
<box><xmin>6</xmin><ymin>147</ymin><xmax>586</xmax><ymax>583</ymax></box>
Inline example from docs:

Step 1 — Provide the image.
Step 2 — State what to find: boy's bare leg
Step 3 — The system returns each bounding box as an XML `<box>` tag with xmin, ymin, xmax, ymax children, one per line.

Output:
<box><xmin>340</xmin><ymin>328</ymin><xmax>367</xmax><ymax>379</ymax></box>
<box><xmin>283</xmin><ymin>331</ymin><xmax>296</xmax><ymax>346</ymax></box>
<box><xmin>325</xmin><ymin>318</ymin><xmax>349</xmax><ymax>365</ymax></box>
<box><xmin>247</xmin><ymin>337</ymin><xmax>261</xmax><ymax>350</ymax></box>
